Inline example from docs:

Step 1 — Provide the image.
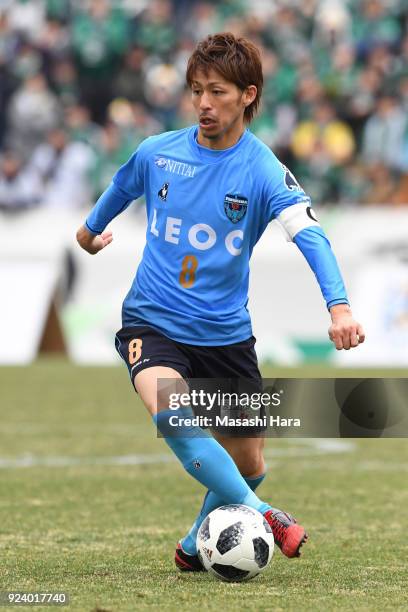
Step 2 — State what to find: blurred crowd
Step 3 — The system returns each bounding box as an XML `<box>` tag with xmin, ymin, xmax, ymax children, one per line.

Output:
<box><xmin>1</xmin><ymin>0</ymin><xmax>408</xmax><ymax>212</ymax></box>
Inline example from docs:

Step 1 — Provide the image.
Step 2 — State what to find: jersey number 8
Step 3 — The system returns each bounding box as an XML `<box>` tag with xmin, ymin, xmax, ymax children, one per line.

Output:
<box><xmin>128</xmin><ymin>338</ymin><xmax>142</xmax><ymax>365</ymax></box>
<box><xmin>179</xmin><ymin>255</ymin><xmax>198</xmax><ymax>289</ymax></box>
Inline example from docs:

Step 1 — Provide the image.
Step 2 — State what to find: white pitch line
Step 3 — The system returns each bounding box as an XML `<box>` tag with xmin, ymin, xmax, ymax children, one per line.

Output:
<box><xmin>0</xmin><ymin>440</ymin><xmax>354</xmax><ymax>469</ymax></box>
<box><xmin>0</xmin><ymin>423</ymin><xmax>143</xmax><ymax>435</ymax></box>
<box><xmin>0</xmin><ymin>453</ymin><xmax>174</xmax><ymax>469</ymax></box>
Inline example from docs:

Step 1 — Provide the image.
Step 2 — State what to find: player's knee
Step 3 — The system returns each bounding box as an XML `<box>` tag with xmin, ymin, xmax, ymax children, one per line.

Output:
<box><xmin>235</xmin><ymin>448</ymin><xmax>264</xmax><ymax>478</ymax></box>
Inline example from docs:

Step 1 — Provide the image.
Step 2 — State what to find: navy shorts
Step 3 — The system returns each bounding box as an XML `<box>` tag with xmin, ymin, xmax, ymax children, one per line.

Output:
<box><xmin>115</xmin><ymin>325</ymin><xmax>265</xmax><ymax>435</ymax></box>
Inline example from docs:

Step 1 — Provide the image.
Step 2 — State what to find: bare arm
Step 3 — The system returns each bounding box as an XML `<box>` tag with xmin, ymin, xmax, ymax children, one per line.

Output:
<box><xmin>76</xmin><ymin>225</ymin><xmax>113</xmax><ymax>255</ymax></box>
<box><xmin>328</xmin><ymin>303</ymin><xmax>365</xmax><ymax>350</ymax></box>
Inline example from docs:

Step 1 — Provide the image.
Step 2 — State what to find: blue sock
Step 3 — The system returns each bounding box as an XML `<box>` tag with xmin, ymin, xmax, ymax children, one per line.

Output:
<box><xmin>154</xmin><ymin>409</ymin><xmax>271</xmax><ymax>519</ymax></box>
<box><xmin>181</xmin><ymin>473</ymin><xmax>266</xmax><ymax>555</ymax></box>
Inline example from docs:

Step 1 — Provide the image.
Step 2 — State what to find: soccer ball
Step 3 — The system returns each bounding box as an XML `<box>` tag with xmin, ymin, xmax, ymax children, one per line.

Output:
<box><xmin>196</xmin><ymin>504</ymin><xmax>274</xmax><ymax>582</ymax></box>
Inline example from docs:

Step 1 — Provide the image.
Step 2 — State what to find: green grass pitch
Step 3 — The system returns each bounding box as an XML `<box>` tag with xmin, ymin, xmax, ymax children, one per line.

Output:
<box><xmin>1</xmin><ymin>361</ymin><xmax>407</xmax><ymax>611</ymax></box>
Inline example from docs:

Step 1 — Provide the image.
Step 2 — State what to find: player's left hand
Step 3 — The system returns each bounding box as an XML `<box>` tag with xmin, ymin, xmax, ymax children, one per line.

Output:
<box><xmin>328</xmin><ymin>304</ymin><xmax>365</xmax><ymax>350</ymax></box>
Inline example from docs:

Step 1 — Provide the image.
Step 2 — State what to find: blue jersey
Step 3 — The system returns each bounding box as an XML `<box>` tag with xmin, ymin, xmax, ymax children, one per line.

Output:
<box><xmin>86</xmin><ymin>126</ymin><xmax>348</xmax><ymax>345</ymax></box>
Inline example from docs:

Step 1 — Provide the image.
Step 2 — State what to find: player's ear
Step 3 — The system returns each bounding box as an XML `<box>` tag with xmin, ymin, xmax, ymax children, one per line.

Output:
<box><xmin>242</xmin><ymin>85</ymin><xmax>257</xmax><ymax>108</ymax></box>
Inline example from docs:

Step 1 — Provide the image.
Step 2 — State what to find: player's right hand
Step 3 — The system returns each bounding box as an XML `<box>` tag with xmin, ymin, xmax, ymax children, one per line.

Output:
<box><xmin>76</xmin><ymin>225</ymin><xmax>113</xmax><ymax>255</ymax></box>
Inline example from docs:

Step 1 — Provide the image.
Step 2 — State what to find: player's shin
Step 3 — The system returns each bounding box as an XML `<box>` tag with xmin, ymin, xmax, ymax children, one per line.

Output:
<box><xmin>181</xmin><ymin>473</ymin><xmax>266</xmax><ymax>555</ymax></box>
<box><xmin>153</xmin><ymin>408</ymin><xmax>271</xmax><ymax>513</ymax></box>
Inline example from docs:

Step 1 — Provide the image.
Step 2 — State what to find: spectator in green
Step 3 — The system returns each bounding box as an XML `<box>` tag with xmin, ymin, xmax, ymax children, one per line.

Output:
<box><xmin>89</xmin><ymin>121</ymin><xmax>134</xmax><ymax>200</ymax></box>
<box><xmin>352</xmin><ymin>0</ymin><xmax>402</xmax><ymax>57</ymax></box>
<box><xmin>71</xmin><ymin>0</ymin><xmax>131</xmax><ymax>122</ymax></box>
<box><xmin>318</xmin><ymin>43</ymin><xmax>359</xmax><ymax>101</ymax></box>
<box><xmin>337</xmin><ymin>160</ymin><xmax>371</xmax><ymax>204</ymax></box>
<box><xmin>261</xmin><ymin>48</ymin><xmax>298</xmax><ymax>114</ymax></box>
<box><xmin>64</xmin><ymin>103</ymin><xmax>102</xmax><ymax>152</ymax></box>
<box><xmin>264</xmin><ymin>5</ymin><xmax>310</xmax><ymax>65</ymax></box>
<box><xmin>45</xmin><ymin>0</ymin><xmax>71</xmax><ymax>23</ymax></box>
<box><xmin>133</xmin><ymin>0</ymin><xmax>177</xmax><ymax>56</ymax></box>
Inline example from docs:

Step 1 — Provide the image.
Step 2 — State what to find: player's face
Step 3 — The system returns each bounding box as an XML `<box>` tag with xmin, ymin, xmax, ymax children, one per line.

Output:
<box><xmin>190</xmin><ymin>69</ymin><xmax>256</xmax><ymax>150</ymax></box>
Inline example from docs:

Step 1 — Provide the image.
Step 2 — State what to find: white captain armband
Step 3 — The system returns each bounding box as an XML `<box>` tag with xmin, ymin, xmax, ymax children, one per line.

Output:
<box><xmin>276</xmin><ymin>202</ymin><xmax>320</xmax><ymax>241</ymax></box>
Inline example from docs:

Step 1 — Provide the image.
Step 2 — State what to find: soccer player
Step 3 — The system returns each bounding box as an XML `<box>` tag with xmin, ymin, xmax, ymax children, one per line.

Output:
<box><xmin>76</xmin><ymin>33</ymin><xmax>365</xmax><ymax>569</ymax></box>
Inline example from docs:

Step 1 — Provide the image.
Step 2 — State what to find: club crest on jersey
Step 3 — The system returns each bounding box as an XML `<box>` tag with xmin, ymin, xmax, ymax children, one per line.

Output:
<box><xmin>281</xmin><ymin>163</ymin><xmax>302</xmax><ymax>192</ymax></box>
<box><xmin>224</xmin><ymin>194</ymin><xmax>248</xmax><ymax>224</ymax></box>
<box><xmin>158</xmin><ymin>182</ymin><xmax>169</xmax><ymax>201</ymax></box>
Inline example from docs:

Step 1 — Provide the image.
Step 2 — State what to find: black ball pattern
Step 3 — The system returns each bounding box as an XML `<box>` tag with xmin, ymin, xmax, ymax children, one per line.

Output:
<box><xmin>198</xmin><ymin>515</ymin><xmax>211</xmax><ymax>541</ymax></box>
<box><xmin>216</xmin><ymin>521</ymin><xmax>244</xmax><ymax>554</ymax></box>
<box><xmin>219</xmin><ymin>504</ymin><xmax>256</xmax><ymax>515</ymax></box>
<box><xmin>212</xmin><ymin>563</ymin><xmax>250</xmax><ymax>581</ymax></box>
<box><xmin>253</xmin><ymin>537</ymin><xmax>270</xmax><ymax>568</ymax></box>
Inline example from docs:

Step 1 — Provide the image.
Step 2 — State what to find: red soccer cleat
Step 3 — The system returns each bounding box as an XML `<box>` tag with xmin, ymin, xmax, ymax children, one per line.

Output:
<box><xmin>174</xmin><ymin>542</ymin><xmax>205</xmax><ymax>572</ymax></box>
<box><xmin>263</xmin><ymin>509</ymin><xmax>308</xmax><ymax>558</ymax></box>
